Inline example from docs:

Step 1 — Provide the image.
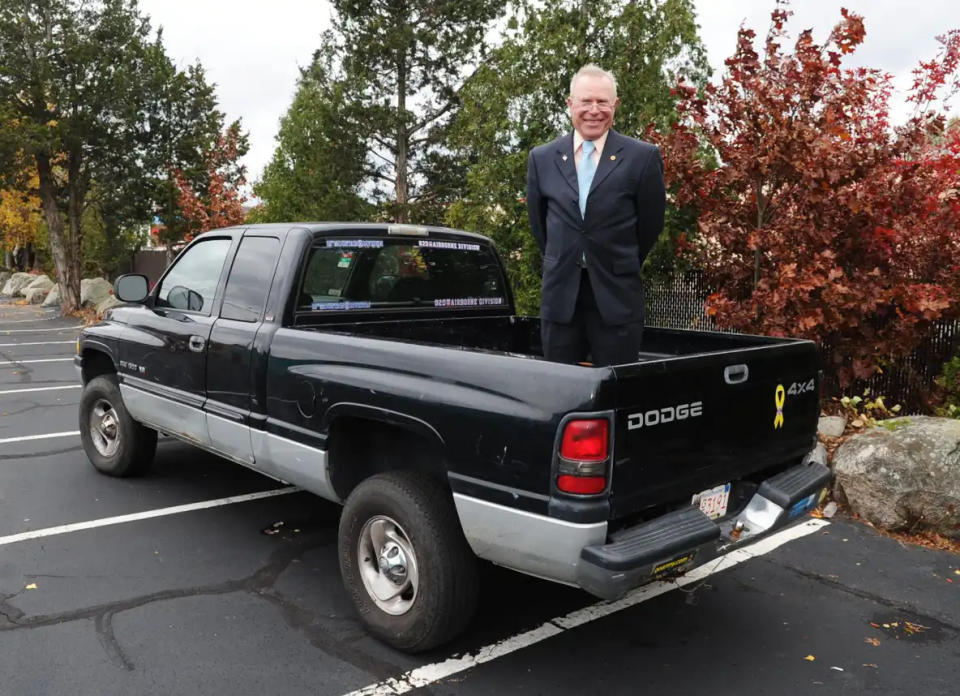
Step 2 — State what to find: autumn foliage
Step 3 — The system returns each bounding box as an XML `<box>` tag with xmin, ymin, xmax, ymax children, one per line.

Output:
<box><xmin>656</xmin><ymin>3</ymin><xmax>960</xmax><ymax>387</ymax></box>
<box><xmin>171</xmin><ymin>126</ymin><xmax>247</xmax><ymax>242</ymax></box>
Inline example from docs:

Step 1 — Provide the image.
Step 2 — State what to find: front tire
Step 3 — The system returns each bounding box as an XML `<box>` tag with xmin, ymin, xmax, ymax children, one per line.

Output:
<box><xmin>338</xmin><ymin>471</ymin><xmax>479</xmax><ymax>652</ymax></box>
<box><xmin>79</xmin><ymin>374</ymin><xmax>157</xmax><ymax>477</ymax></box>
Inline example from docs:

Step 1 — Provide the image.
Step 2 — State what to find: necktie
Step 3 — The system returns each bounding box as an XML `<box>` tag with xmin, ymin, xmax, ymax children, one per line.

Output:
<box><xmin>578</xmin><ymin>140</ymin><xmax>597</xmax><ymax>218</ymax></box>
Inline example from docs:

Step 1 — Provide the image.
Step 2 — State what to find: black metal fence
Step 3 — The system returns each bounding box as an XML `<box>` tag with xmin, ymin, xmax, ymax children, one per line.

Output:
<box><xmin>644</xmin><ymin>273</ymin><xmax>960</xmax><ymax>414</ymax></box>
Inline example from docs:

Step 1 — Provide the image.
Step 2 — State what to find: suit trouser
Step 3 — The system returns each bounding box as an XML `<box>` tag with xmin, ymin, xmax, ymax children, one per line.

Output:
<box><xmin>541</xmin><ymin>270</ymin><xmax>643</xmax><ymax>366</ymax></box>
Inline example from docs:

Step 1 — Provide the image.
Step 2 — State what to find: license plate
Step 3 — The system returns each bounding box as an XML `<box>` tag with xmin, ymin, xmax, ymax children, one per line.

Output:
<box><xmin>693</xmin><ymin>483</ymin><xmax>731</xmax><ymax>520</ymax></box>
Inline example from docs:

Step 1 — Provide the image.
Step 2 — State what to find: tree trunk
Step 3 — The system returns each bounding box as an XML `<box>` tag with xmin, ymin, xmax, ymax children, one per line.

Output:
<box><xmin>36</xmin><ymin>154</ymin><xmax>82</xmax><ymax>313</ymax></box>
<box><xmin>395</xmin><ymin>47</ymin><xmax>408</xmax><ymax>223</ymax></box>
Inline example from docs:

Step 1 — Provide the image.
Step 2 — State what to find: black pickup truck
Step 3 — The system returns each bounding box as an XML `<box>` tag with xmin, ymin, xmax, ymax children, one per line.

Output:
<box><xmin>75</xmin><ymin>222</ymin><xmax>830</xmax><ymax>652</ymax></box>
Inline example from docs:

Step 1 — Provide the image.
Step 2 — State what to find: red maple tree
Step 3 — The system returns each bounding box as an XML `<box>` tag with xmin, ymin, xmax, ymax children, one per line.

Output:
<box><xmin>172</xmin><ymin>126</ymin><xmax>247</xmax><ymax>242</ymax></box>
<box><xmin>655</xmin><ymin>2</ymin><xmax>960</xmax><ymax>387</ymax></box>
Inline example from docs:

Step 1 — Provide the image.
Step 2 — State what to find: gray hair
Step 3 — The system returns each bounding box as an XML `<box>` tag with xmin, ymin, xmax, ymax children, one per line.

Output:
<box><xmin>569</xmin><ymin>64</ymin><xmax>618</xmax><ymax>98</ymax></box>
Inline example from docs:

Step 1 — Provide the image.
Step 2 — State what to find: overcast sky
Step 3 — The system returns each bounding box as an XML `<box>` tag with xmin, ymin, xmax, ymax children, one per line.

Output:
<box><xmin>138</xmin><ymin>0</ymin><xmax>960</xmax><ymax>190</ymax></box>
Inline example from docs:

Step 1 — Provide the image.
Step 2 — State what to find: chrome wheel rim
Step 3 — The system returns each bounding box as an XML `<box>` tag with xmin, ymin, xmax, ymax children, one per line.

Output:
<box><xmin>89</xmin><ymin>399</ymin><xmax>120</xmax><ymax>457</ymax></box>
<box><xmin>357</xmin><ymin>515</ymin><xmax>419</xmax><ymax>615</ymax></box>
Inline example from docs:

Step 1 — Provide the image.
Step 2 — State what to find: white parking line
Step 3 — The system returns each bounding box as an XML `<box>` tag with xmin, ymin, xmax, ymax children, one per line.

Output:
<box><xmin>0</xmin><ymin>357</ymin><xmax>74</xmax><ymax>365</ymax></box>
<box><xmin>0</xmin><ymin>317</ymin><xmax>59</xmax><ymax>324</ymax></box>
<box><xmin>0</xmin><ymin>385</ymin><xmax>81</xmax><ymax>395</ymax></box>
<box><xmin>0</xmin><ymin>430</ymin><xmax>80</xmax><ymax>444</ymax></box>
<box><xmin>341</xmin><ymin>519</ymin><xmax>830</xmax><ymax>696</ymax></box>
<box><xmin>0</xmin><ymin>327</ymin><xmax>81</xmax><ymax>334</ymax></box>
<box><xmin>0</xmin><ymin>340</ymin><xmax>76</xmax><ymax>347</ymax></box>
<box><xmin>0</xmin><ymin>487</ymin><xmax>300</xmax><ymax>547</ymax></box>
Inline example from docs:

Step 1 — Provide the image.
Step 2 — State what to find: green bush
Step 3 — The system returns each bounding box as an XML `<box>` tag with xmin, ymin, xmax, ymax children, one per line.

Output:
<box><xmin>935</xmin><ymin>356</ymin><xmax>960</xmax><ymax>418</ymax></box>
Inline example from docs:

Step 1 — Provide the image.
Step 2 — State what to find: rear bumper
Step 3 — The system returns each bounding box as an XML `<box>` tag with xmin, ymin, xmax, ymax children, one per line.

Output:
<box><xmin>576</xmin><ymin>458</ymin><xmax>832</xmax><ymax>600</ymax></box>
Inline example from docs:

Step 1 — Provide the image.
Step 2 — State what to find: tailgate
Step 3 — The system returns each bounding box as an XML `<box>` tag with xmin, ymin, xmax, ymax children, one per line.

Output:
<box><xmin>608</xmin><ymin>340</ymin><xmax>819</xmax><ymax>519</ymax></box>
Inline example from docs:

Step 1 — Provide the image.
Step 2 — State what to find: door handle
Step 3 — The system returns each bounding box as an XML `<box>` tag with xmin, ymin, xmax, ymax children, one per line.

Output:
<box><xmin>188</xmin><ymin>335</ymin><xmax>206</xmax><ymax>353</ymax></box>
<box><xmin>724</xmin><ymin>364</ymin><xmax>749</xmax><ymax>384</ymax></box>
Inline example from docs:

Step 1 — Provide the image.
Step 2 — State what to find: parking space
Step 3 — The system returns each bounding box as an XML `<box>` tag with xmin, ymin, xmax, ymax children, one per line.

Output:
<box><xmin>1</xmin><ymin>300</ymin><xmax>958</xmax><ymax>695</ymax></box>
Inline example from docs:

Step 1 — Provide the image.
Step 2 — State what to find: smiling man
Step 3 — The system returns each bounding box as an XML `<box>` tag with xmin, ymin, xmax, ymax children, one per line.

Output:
<box><xmin>526</xmin><ymin>64</ymin><xmax>665</xmax><ymax>366</ymax></box>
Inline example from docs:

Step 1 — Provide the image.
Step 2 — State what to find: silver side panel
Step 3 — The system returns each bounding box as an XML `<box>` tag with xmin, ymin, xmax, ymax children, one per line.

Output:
<box><xmin>207</xmin><ymin>412</ymin><xmax>255</xmax><ymax>465</ymax></box>
<box><xmin>251</xmin><ymin>430</ymin><xmax>339</xmax><ymax>503</ymax></box>
<box><xmin>120</xmin><ymin>384</ymin><xmax>210</xmax><ymax>447</ymax></box>
<box><xmin>452</xmin><ymin>493</ymin><xmax>607</xmax><ymax>586</ymax></box>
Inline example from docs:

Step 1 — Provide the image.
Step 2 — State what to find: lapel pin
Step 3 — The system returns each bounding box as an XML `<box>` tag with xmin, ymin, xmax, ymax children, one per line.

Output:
<box><xmin>610</xmin><ymin>155</ymin><xmax>616</xmax><ymax>161</ymax></box>
<box><xmin>562</xmin><ymin>154</ymin><xmax>568</xmax><ymax>161</ymax></box>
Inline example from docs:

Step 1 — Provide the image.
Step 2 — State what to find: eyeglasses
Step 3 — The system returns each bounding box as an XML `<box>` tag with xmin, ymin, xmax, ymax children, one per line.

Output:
<box><xmin>571</xmin><ymin>98</ymin><xmax>614</xmax><ymax>111</ymax></box>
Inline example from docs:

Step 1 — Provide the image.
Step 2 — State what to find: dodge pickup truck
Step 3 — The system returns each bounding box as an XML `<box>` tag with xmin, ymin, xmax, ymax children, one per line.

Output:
<box><xmin>76</xmin><ymin>222</ymin><xmax>831</xmax><ymax>652</ymax></box>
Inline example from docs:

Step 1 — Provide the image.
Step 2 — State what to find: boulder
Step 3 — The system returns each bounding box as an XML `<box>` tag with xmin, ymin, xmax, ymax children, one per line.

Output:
<box><xmin>42</xmin><ymin>283</ymin><xmax>61</xmax><ymax>307</ymax></box>
<box><xmin>80</xmin><ymin>277</ymin><xmax>113</xmax><ymax>307</ymax></box>
<box><xmin>833</xmin><ymin>416</ymin><xmax>960</xmax><ymax>538</ymax></box>
<box><xmin>24</xmin><ymin>287</ymin><xmax>50</xmax><ymax>304</ymax></box>
<box><xmin>20</xmin><ymin>274</ymin><xmax>53</xmax><ymax>297</ymax></box>
<box><xmin>95</xmin><ymin>295</ymin><xmax>122</xmax><ymax>317</ymax></box>
<box><xmin>2</xmin><ymin>272</ymin><xmax>34</xmax><ymax>296</ymax></box>
<box><xmin>818</xmin><ymin>415</ymin><xmax>847</xmax><ymax>438</ymax></box>
<box><xmin>0</xmin><ymin>271</ymin><xmax>10</xmax><ymax>290</ymax></box>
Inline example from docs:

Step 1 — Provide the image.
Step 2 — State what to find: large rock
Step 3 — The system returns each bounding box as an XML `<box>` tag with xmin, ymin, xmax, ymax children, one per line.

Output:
<box><xmin>80</xmin><ymin>277</ymin><xmax>113</xmax><ymax>307</ymax></box>
<box><xmin>95</xmin><ymin>295</ymin><xmax>122</xmax><ymax>317</ymax></box>
<box><xmin>2</xmin><ymin>272</ymin><xmax>34</xmax><ymax>296</ymax></box>
<box><xmin>24</xmin><ymin>286</ymin><xmax>50</xmax><ymax>304</ymax></box>
<box><xmin>20</xmin><ymin>274</ymin><xmax>53</xmax><ymax>297</ymax></box>
<box><xmin>818</xmin><ymin>415</ymin><xmax>847</xmax><ymax>438</ymax></box>
<box><xmin>42</xmin><ymin>283</ymin><xmax>61</xmax><ymax>307</ymax></box>
<box><xmin>833</xmin><ymin>416</ymin><xmax>960</xmax><ymax>538</ymax></box>
<box><xmin>0</xmin><ymin>271</ymin><xmax>10</xmax><ymax>290</ymax></box>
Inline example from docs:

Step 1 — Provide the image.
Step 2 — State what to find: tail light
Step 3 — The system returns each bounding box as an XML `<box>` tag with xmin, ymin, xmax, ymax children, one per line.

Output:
<box><xmin>557</xmin><ymin>418</ymin><xmax>609</xmax><ymax>495</ymax></box>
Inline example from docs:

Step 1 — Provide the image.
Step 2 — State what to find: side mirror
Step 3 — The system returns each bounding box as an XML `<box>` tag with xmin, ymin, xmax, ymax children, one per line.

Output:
<box><xmin>114</xmin><ymin>274</ymin><xmax>150</xmax><ymax>303</ymax></box>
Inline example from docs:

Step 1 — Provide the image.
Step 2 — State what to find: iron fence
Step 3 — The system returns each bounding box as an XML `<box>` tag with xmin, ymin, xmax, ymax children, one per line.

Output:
<box><xmin>644</xmin><ymin>273</ymin><xmax>960</xmax><ymax>414</ymax></box>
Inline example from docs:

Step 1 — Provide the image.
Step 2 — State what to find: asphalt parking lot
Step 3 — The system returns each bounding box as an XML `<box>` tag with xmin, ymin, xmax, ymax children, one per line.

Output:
<box><xmin>1</xmin><ymin>299</ymin><xmax>958</xmax><ymax>696</ymax></box>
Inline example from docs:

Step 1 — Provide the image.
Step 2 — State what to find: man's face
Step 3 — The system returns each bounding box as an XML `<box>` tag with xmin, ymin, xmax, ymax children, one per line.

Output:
<box><xmin>567</xmin><ymin>74</ymin><xmax>619</xmax><ymax>140</ymax></box>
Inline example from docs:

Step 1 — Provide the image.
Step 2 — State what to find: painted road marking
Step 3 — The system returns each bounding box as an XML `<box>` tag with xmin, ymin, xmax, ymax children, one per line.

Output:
<box><xmin>341</xmin><ymin>519</ymin><xmax>830</xmax><ymax>696</ymax></box>
<box><xmin>0</xmin><ymin>327</ymin><xmax>81</xmax><ymax>334</ymax></box>
<box><xmin>0</xmin><ymin>430</ymin><xmax>80</xmax><ymax>444</ymax></box>
<box><xmin>0</xmin><ymin>357</ymin><xmax>74</xmax><ymax>365</ymax></box>
<box><xmin>0</xmin><ymin>340</ymin><xmax>76</xmax><ymax>347</ymax></box>
<box><xmin>0</xmin><ymin>316</ymin><xmax>60</xmax><ymax>324</ymax></box>
<box><xmin>0</xmin><ymin>385</ymin><xmax>81</xmax><ymax>395</ymax></box>
<box><xmin>0</xmin><ymin>487</ymin><xmax>300</xmax><ymax>547</ymax></box>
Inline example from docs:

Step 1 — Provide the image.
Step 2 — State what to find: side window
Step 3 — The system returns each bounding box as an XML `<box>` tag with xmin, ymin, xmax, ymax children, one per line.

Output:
<box><xmin>221</xmin><ymin>237</ymin><xmax>281</xmax><ymax>322</ymax></box>
<box><xmin>156</xmin><ymin>238</ymin><xmax>232</xmax><ymax>314</ymax></box>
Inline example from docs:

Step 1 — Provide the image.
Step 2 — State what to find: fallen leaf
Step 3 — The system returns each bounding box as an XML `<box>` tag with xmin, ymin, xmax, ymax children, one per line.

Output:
<box><xmin>862</xmin><ymin>664</ymin><xmax>878</xmax><ymax>669</ymax></box>
<box><xmin>24</xmin><ymin>583</ymin><xmax>37</xmax><ymax>590</ymax></box>
<box><xmin>865</xmin><ymin>638</ymin><xmax>880</xmax><ymax>646</ymax></box>
<box><xmin>955</xmin><ymin>569</ymin><xmax>960</xmax><ymax>576</ymax></box>
<box><xmin>870</xmin><ymin>622</ymin><xmax>880</xmax><ymax>628</ymax></box>
<box><xmin>804</xmin><ymin>655</ymin><xmax>816</xmax><ymax>661</ymax></box>
<box><xmin>830</xmin><ymin>666</ymin><xmax>844</xmax><ymax>672</ymax></box>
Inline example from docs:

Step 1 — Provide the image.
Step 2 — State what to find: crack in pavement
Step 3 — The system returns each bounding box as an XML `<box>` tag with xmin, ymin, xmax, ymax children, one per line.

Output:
<box><xmin>0</xmin><ymin>533</ymin><xmax>405</xmax><ymax>679</ymax></box>
<box><xmin>761</xmin><ymin>557</ymin><xmax>960</xmax><ymax>634</ymax></box>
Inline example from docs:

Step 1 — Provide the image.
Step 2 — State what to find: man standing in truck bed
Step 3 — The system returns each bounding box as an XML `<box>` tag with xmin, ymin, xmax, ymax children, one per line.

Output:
<box><xmin>526</xmin><ymin>64</ymin><xmax>666</xmax><ymax>366</ymax></box>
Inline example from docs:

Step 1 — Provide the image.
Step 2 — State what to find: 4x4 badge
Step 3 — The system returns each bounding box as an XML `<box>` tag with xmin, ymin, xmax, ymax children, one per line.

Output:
<box><xmin>774</xmin><ymin>384</ymin><xmax>785</xmax><ymax>429</ymax></box>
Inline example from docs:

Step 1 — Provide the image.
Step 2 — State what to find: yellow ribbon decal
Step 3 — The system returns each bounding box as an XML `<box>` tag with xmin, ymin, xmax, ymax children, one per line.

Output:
<box><xmin>774</xmin><ymin>384</ymin><xmax>785</xmax><ymax>429</ymax></box>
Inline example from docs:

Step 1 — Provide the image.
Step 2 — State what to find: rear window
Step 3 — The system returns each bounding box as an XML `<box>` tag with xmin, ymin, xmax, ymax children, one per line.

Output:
<box><xmin>297</xmin><ymin>237</ymin><xmax>508</xmax><ymax>312</ymax></box>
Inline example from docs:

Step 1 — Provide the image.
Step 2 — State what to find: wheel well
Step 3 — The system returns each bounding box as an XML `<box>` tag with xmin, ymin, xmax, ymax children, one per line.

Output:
<box><xmin>328</xmin><ymin>416</ymin><xmax>447</xmax><ymax>500</ymax></box>
<box><xmin>82</xmin><ymin>349</ymin><xmax>116</xmax><ymax>384</ymax></box>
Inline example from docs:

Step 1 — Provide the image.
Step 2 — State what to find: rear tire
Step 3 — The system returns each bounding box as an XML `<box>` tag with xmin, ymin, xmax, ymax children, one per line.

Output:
<box><xmin>338</xmin><ymin>471</ymin><xmax>479</xmax><ymax>652</ymax></box>
<box><xmin>79</xmin><ymin>374</ymin><xmax>157</xmax><ymax>477</ymax></box>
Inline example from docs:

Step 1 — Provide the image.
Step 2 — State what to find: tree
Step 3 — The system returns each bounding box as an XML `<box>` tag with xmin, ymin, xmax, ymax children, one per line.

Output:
<box><xmin>252</xmin><ymin>55</ymin><xmax>371</xmax><ymax>223</ymax></box>
<box><xmin>171</xmin><ymin>124</ymin><xmax>248</xmax><ymax>244</ymax></box>
<box><xmin>0</xmin><ymin>1</ymin><xmax>161</xmax><ymax>311</ymax></box>
<box><xmin>0</xmin><ymin>165</ymin><xmax>42</xmax><ymax>257</ymax></box>
<box><xmin>325</xmin><ymin>0</ymin><xmax>506</xmax><ymax>222</ymax></box>
<box><xmin>93</xmin><ymin>54</ymin><xmax>225</xmax><ymax>274</ymax></box>
<box><xmin>447</xmin><ymin>0</ymin><xmax>709</xmax><ymax>312</ymax></box>
<box><xmin>657</xmin><ymin>2</ymin><xmax>960</xmax><ymax>388</ymax></box>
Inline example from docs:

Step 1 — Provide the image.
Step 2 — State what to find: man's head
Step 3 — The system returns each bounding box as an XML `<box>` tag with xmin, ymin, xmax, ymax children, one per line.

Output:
<box><xmin>567</xmin><ymin>64</ymin><xmax>619</xmax><ymax>141</ymax></box>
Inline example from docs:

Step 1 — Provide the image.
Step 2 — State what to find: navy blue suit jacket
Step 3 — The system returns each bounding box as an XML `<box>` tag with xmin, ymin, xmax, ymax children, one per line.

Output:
<box><xmin>526</xmin><ymin>129</ymin><xmax>665</xmax><ymax>325</ymax></box>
